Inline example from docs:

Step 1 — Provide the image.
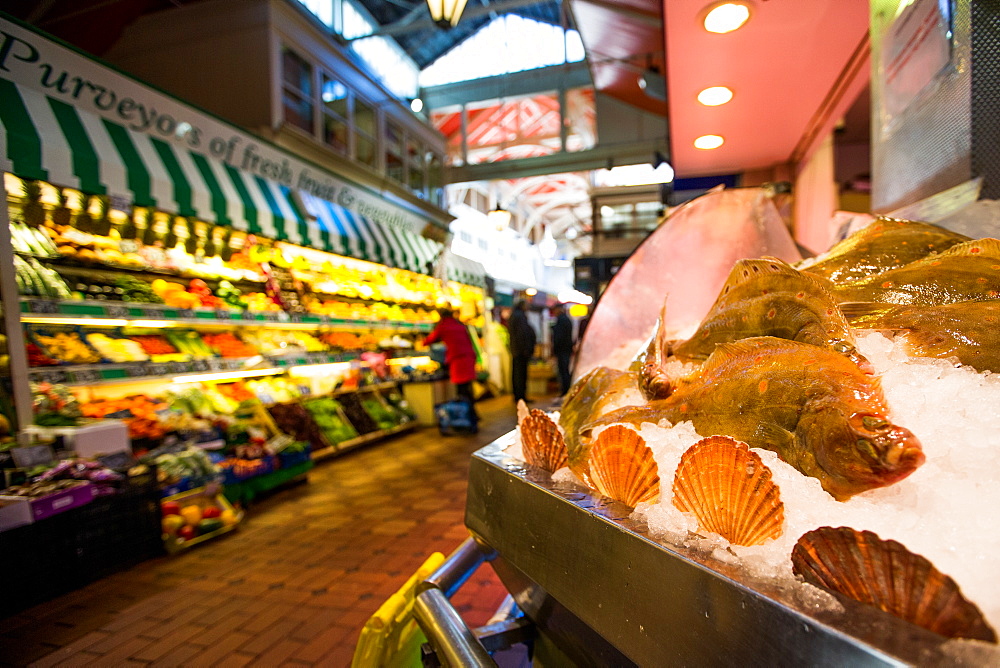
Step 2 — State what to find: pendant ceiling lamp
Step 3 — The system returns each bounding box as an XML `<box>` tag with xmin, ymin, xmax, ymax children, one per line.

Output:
<box><xmin>426</xmin><ymin>0</ymin><xmax>469</xmax><ymax>29</ymax></box>
<box><xmin>487</xmin><ymin>207</ymin><xmax>512</xmax><ymax>231</ymax></box>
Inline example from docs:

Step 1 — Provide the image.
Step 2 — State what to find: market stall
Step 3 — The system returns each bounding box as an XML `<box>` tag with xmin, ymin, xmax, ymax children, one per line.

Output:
<box><xmin>408</xmin><ymin>189</ymin><xmax>1000</xmax><ymax>665</ymax></box>
<box><xmin>0</xmin><ymin>14</ymin><xmax>486</xmax><ymax>606</ymax></box>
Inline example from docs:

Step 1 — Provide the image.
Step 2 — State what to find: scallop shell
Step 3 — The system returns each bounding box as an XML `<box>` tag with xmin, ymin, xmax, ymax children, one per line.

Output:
<box><xmin>587</xmin><ymin>425</ymin><xmax>660</xmax><ymax>507</ymax></box>
<box><xmin>671</xmin><ymin>435</ymin><xmax>784</xmax><ymax>546</ymax></box>
<box><xmin>518</xmin><ymin>403</ymin><xmax>568</xmax><ymax>472</ymax></box>
<box><xmin>792</xmin><ymin>526</ymin><xmax>997</xmax><ymax>643</ymax></box>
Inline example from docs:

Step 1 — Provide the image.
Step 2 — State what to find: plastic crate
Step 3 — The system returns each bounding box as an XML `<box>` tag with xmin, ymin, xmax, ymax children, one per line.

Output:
<box><xmin>69</xmin><ymin>472</ymin><xmax>164</xmax><ymax>579</ymax></box>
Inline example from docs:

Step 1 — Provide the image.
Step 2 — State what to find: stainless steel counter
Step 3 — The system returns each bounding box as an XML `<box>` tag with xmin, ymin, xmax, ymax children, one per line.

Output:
<box><xmin>465</xmin><ymin>437</ymin><xmax>979</xmax><ymax>667</ymax></box>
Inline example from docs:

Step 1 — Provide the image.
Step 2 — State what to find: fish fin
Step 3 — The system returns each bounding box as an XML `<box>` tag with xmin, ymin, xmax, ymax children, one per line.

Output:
<box><xmin>752</xmin><ymin>422</ymin><xmax>797</xmax><ymax>458</ymax></box>
<box><xmin>838</xmin><ymin>301</ymin><xmax>898</xmax><ymax>325</ymax></box>
<box><xmin>901</xmin><ymin>330</ymin><xmax>962</xmax><ymax>360</ymax></box>
<box><xmin>697</xmin><ymin>336</ymin><xmax>805</xmax><ymax>375</ymax></box>
<box><xmin>719</xmin><ymin>258</ymin><xmax>797</xmax><ymax>295</ymax></box>
<box><xmin>932</xmin><ymin>237</ymin><xmax>1000</xmax><ymax>260</ymax></box>
<box><xmin>580</xmin><ymin>404</ymin><xmax>663</xmax><ymax>440</ymax></box>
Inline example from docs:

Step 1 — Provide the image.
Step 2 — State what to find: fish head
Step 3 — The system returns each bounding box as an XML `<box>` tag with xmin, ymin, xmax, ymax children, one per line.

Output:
<box><xmin>830</xmin><ymin>339</ymin><xmax>875</xmax><ymax>374</ymax></box>
<box><xmin>802</xmin><ymin>409</ymin><xmax>925</xmax><ymax>500</ymax></box>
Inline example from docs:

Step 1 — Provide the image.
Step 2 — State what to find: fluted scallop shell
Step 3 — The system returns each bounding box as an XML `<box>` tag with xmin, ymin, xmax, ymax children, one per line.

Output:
<box><xmin>517</xmin><ymin>403</ymin><xmax>568</xmax><ymax>472</ymax></box>
<box><xmin>671</xmin><ymin>435</ymin><xmax>784</xmax><ymax>546</ymax></box>
<box><xmin>587</xmin><ymin>425</ymin><xmax>660</xmax><ymax>507</ymax></box>
<box><xmin>792</xmin><ymin>526</ymin><xmax>997</xmax><ymax>643</ymax></box>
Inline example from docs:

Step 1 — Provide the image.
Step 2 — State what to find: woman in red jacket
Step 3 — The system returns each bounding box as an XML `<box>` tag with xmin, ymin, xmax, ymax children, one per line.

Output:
<box><xmin>424</xmin><ymin>307</ymin><xmax>479</xmax><ymax>418</ymax></box>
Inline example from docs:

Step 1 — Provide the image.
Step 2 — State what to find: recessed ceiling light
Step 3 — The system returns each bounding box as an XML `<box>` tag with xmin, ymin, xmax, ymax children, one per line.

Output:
<box><xmin>697</xmin><ymin>86</ymin><xmax>734</xmax><ymax>106</ymax></box>
<box><xmin>694</xmin><ymin>135</ymin><xmax>725</xmax><ymax>150</ymax></box>
<box><xmin>703</xmin><ymin>2</ymin><xmax>751</xmax><ymax>34</ymax></box>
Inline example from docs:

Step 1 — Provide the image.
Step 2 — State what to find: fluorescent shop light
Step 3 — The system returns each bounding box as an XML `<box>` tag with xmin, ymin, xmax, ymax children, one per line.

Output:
<box><xmin>170</xmin><ymin>368</ymin><xmax>283</xmax><ymax>384</ymax></box>
<box><xmin>22</xmin><ymin>317</ymin><xmax>129</xmax><ymax>326</ymax></box>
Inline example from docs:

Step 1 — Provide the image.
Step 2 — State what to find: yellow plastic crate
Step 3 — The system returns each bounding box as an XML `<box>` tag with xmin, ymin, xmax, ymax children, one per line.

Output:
<box><xmin>352</xmin><ymin>552</ymin><xmax>446</xmax><ymax>668</ymax></box>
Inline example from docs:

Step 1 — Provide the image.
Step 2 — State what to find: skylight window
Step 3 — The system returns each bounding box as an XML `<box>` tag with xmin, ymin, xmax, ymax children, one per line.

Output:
<box><xmin>343</xmin><ymin>1</ymin><xmax>420</xmax><ymax>100</ymax></box>
<box><xmin>420</xmin><ymin>15</ymin><xmax>586</xmax><ymax>87</ymax></box>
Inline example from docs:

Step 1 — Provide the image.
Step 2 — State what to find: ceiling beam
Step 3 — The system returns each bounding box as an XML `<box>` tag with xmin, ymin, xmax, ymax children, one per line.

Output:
<box><xmin>446</xmin><ymin>138</ymin><xmax>668</xmax><ymax>183</ymax></box>
<box><xmin>422</xmin><ymin>61</ymin><xmax>592</xmax><ymax>108</ymax></box>
<box><xmin>346</xmin><ymin>0</ymin><xmax>554</xmax><ymax>40</ymax></box>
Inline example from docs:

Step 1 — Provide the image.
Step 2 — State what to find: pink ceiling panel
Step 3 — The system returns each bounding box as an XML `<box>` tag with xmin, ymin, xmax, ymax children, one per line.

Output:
<box><xmin>664</xmin><ymin>0</ymin><xmax>869</xmax><ymax>178</ymax></box>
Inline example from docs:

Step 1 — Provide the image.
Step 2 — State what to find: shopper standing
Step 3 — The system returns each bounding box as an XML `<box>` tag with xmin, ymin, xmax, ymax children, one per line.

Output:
<box><xmin>508</xmin><ymin>300</ymin><xmax>536</xmax><ymax>404</ymax></box>
<box><xmin>424</xmin><ymin>307</ymin><xmax>479</xmax><ymax>417</ymax></box>
<box><xmin>551</xmin><ymin>303</ymin><xmax>574</xmax><ymax>395</ymax></box>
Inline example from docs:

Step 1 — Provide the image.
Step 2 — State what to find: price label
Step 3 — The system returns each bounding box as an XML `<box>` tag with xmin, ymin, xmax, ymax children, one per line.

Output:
<box><xmin>263</xmin><ymin>311</ymin><xmax>280</xmax><ymax>322</ymax></box>
<box><xmin>31</xmin><ymin>299</ymin><xmax>60</xmax><ymax>314</ymax></box>
<box><xmin>109</xmin><ymin>194</ymin><xmax>133</xmax><ymax>213</ymax></box>
<box><xmin>288</xmin><ymin>313</ymin><xmax>303</xmax><ymax>323</ymax></box>
<box><xmin>141</xmin><ymin>307</ymin><xmax>161</xmax><ymax>319</ymax></box>
<box><xmin>38</xmin><ymin>369</ymin><xmax>68</xmax><ymax>384</ymax></box>
<box><xmin>69</xmin><ymin>368</ymin><xmax>102</xmax><ymax>384</ymax></box>
<box><xmin>215</xmin><ymin>309</ymin><xmax>232</xmax><ymax>321</ymax></box>
<box><xmin>124</xmin><ymin>363</ymin><xmax>147</xmax><ymax>378</ymax></box>
<box><xmin>148</xmin><ymin>362</ymin><xmax>170</xmax><ymax>377</ymax></box>
<box><xmin>167</xmin><ymin>361</ymin><xmax>189</xmax><ymax>374</ymax></box>
<box><xmin>105</xmin><ymin>304</ymin><xmax>129</xmax><ymax>319</ymax></box>
<box><xmin>206</xmin><ymin>358</ymin><xmax>224</xmax><ymax>372</ymax></box>
<box><xmin>119</xmin><ymin>239</ymin><xmax>139</xmax><ymax>254</ymax></box>
<box><xmin>190</xmin><ymin>359</ymin><xmax>210</xmax><ymax>372</ymax></box>
<box><xmin>176</xmin><ymin>308</ymin><xmax>195</xmax><ymax>320</ymax></box>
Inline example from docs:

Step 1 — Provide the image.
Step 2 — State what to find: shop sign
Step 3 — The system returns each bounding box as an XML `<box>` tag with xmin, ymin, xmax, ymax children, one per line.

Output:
<box><xmin>0</xmin><ymin>17</ymin><xmax>431</xmax><ymax>235</ymax></box>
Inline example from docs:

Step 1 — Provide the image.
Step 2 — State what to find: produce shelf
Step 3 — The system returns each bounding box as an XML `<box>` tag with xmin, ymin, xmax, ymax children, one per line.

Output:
<box><xmin>19</xmin><ymin>297</ymin><xmax>434</xmax><ymax>332</ymax></box>
<box><xmin>311</xmin><ymin>422</ymin><xmax>418</xmax><ymax>461</ymax></box>
<box><xmin>25</xmin><ymin>352</ymin><xmax>370</xmax><ymax>387</ymax></box>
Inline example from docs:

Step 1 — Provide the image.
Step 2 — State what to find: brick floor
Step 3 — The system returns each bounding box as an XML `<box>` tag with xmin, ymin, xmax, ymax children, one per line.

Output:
<box><xmin>0</xmin><ymin>395</ymin><xmax>523</xmax><ymax>668</ymax></box>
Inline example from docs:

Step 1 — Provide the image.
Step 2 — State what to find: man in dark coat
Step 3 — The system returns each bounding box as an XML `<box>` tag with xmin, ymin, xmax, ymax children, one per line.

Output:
<box><xmin>551</xmin><ymin>303</ymin><xmax>574</xmax><ymax>395</ymax></box>
<box><xmin>508</xmin><ymin>300</ymin><xmax>537</xmax><ymax>404</ymax></box>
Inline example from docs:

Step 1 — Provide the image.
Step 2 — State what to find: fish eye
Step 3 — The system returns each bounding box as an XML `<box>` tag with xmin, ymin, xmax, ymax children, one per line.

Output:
<box><xmin>856</xmin><ymin>438</ymin><xmax>879</xmax><ymax>460</ymax></box>
<box><xmin>833</xmin><ymin>341</ymin><xmax>855</xmax><ymax>354</ymax></box>
<box><xmin>863</xmin><ymin>416</ymin><xmax>889</xmax><ymax>430</ymax></box>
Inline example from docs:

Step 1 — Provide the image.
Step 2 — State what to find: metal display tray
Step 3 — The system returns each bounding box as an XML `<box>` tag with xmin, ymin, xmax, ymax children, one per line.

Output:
<box><xmin>465</xmin><ymin>436</ymin><xmax>984</xmax><ymax>667</ymax></box>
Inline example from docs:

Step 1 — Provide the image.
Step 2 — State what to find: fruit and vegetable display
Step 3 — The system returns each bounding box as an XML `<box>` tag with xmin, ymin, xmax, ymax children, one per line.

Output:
<box><xmin>14</xmin><ymin>255</ymin><xmax>73</xmax><ymax>298</ymax></box>
<box><xmin>30</xmin><ymin>328</ymin><xmax>102</xmax><ymax>365</ymax></box>
<box><xmin>152</xmin><ymin>445</ymin><xmax>221</xmax><ymax>490</ymax></box>
<box><xmin>360</xmin><ymin>396</ymin><xmax>412</xmax><ymax>431</ymax></box>
<box><xmin>200</xmin><ymin>332</ymin><xmax>259</xmax><ymax>358</ymax></box>
<box><xmin>33</xmin><ymin>458</ymin><xmax>126</xmax><ymax>495</ymax></box>
<box><xmin>160</xmin><ymin>488</ymin><xmax>241</xmax><ymax>551</ymax></box>
<box><xmin>9</xmin><ymin>174</ymin><xmax>482</xmax><ymax>322</ymax></box>
<box><xmin>301</xmin><ymin>397</ymin><xmax>360</xmax><ymax>445</ymax></box>
<box><xmin>84</xmin><ymin>332</ymin><xmax>149</xmax><ymax>363</ymax></box>
<box><xmin>2</xmin><ymin>478</ymin><xmax>90</xmax><ymax>499</ymax></box>
<box><xmin>31</xmin><ymin>382</ymin><xmax>82</xmax><ymax>426</ymax></box>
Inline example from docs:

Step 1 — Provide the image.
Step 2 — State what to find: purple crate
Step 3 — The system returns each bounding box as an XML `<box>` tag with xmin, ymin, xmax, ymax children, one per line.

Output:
<box><xmin>30</xmin><ymin>483</ymin><xmax>97</xmax><ymax>521</ymax></box>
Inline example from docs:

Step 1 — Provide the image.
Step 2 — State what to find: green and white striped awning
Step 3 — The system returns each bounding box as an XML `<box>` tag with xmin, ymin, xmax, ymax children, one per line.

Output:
<box><xmin>443</xmin><ymin>251</ymin><xmax>488</xmax><ymax>288</ymax></box>
<box><xmin>0</xmin><ymin>80</ymin><xmax>481</xmax><ymax>282</ymax></box>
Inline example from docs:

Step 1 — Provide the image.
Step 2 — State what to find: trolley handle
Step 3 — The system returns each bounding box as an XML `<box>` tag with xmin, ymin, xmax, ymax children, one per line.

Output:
<box><xmin>412</xmin><ymin>537</ymin><xmax>498</xmax><ymax>667</ymax></box>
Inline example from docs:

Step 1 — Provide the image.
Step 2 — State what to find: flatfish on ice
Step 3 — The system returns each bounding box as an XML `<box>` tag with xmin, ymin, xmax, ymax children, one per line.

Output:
<box><xmin>801</xmin><ymin>217</ymin><xmax>970</xmax><ymax>284</ymax></box>
<box><xmin>559</xmin><ymin>366</ymin><xmax>642</xmax><ymax>481</ymax></box>
<box><xmin>844</xmin><ymin>299</ymin><xmax>1000</xmax><ymax>373</ymax></box>
<box><xmin>667</xmin><ymin>257</ymin><xmax>869</xmax><ymax>369</ymax></box>
<box><xmin>831</xmin><ymin>238</ymin><xmax>1000</xmax><ymax>306</ymax></box>
<box><xmin>583</xmin><ymin>337</ymin><xmax>925</xmax><ymax>501</ymax></box>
